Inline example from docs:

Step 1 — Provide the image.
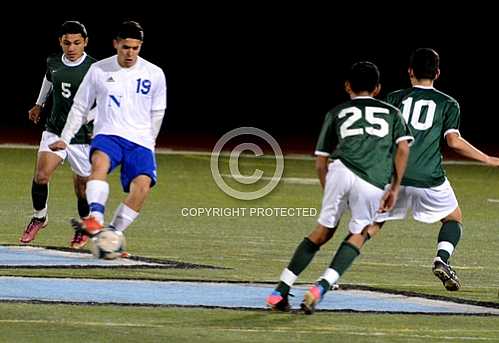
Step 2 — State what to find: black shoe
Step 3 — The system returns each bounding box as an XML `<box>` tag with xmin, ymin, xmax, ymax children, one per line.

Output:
<box><xmin>432</xmin><ymin>257</ymin><xmax>461</xmax><ymax>291</ymax></box>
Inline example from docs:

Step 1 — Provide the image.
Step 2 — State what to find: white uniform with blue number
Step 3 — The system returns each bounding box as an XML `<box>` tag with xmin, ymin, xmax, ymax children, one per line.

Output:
<box><xmin>61</xmin><ymin>55</ymin><xmax>167</xmax><ymax>151</ymax></box>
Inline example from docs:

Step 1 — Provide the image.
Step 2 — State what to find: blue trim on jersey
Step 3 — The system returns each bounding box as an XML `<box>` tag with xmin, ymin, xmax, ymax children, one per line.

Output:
<box><xmin>90</xmin><ymin>134</ymin><xmax>157</xmax><ymax>193</ymax></box>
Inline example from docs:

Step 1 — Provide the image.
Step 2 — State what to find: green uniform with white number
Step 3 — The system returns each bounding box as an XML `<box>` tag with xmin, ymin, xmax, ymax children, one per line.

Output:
<box><xmin>386</xmin><ymin>87</ymin><xmax>460</xmax><ymax>188</ymax></box>
<box><xmin>315</xmin><ymin>97</ymin><xmax>413</xmax><ymax>190</ymax></box>
<box><xmin>45</xmin><ymin>53</ymin><xmax>97</xmax><ymax>144</ymax></box>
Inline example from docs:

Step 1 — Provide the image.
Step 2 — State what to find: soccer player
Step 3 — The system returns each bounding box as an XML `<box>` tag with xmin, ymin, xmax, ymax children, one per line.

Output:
<box><xmin>266</xmin><ymin>61</ymin><xmax>413</xmax><ymax>313</ymax></box>
<box><xmin>49</xmin><ymin>21</ymin><xmax>167</xmax><ymax>241</ymax></box>
<box><xmin>380</xmin><ymin>48</ymin><xmax>499</xmax><ymax>291</ymax></box>
<box><xmin>21</xmin><ymin>21</ymin><xmax>96</xmax><ymax>248</ymax></box>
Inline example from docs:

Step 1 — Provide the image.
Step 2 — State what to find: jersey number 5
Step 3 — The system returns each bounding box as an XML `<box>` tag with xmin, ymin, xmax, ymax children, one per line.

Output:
<box><xmin>401</xmin><ymin>97</ymin><xmax>436</xmax><ymax>130</ymax></box>
<box><xmin>339</xmin><ymin>106</ymin><xmax>389</xmax><ymax>138</ymax></box>
<box><xmin>61</xmin><ymin>82</ymin><xmax>71</xmax><ymax>98</ymax></box>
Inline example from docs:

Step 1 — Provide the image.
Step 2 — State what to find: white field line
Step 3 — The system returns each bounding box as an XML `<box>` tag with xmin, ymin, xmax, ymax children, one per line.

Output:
<box><xmin>0</xmin><ymin>143</ymin><xmax>489</xmax><ymax>164</ymax></box>
<box><xmin>221</xmin><ymin>174</ymin><xmax>319</xmax><ymax>185</ymax></box>
<box><xmin>0</xmin><ymin>319</ymin><xmax>165</xmax><ymax>328</ymax></box>
<box><xmin>487</xmin><ymin>199</ymin><xmax>499</xmax><ymax>203</ymax></box>
<box><xmin>217</xmin><ymin>328</ymin><xmax>498</xmax><ymax>341</ymax></box>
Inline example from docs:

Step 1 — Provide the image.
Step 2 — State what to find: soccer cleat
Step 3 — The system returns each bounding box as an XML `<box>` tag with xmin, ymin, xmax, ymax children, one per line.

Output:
<box><xmin>70</xmin><ymin>216</ymin><xmax>103</xmax><ymax>236</ymax></box>
<box><xmin>432</xmin><ymin>257</ymin><xmax>461</xmax><ymax>291</ymax></box>
<box><xmin>20</xmin><ymin>217</ymin><xmax>48</xmax><ymax>243</ymax></box>
<box><xmin>120</xmin><ymin>251</ymin><xmax>131</xmax><ymax>258</ymax></box>
<box><xmin>300</xmin><ymin>284</ymin><xmax>324</xmax><ymax>315</ymax></box>
<box><xmin>70</xmin><ymin>231</ymin><xmax>89</xmax><ymax>249</ymax></box>
<box><xmin>266</xmin><ymin>290</ymin><xmax>291</xmax><ymax>312</ymax></box>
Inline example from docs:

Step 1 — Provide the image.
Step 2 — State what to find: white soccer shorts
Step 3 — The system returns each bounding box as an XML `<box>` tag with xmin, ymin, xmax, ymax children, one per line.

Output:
<box><xmin>377</xmin><ymin>179</ymin><xmax>458</xmax><ymax>224</ymax></box>
<box><xmin>318</xmin><ymin>159</ymin><xmax>385</xmax><ymax>234</ymax></box>
<box><xmin>38</xmin><ymin>130</ymin><xmax>91</xmax><ymax>177</ymax></box>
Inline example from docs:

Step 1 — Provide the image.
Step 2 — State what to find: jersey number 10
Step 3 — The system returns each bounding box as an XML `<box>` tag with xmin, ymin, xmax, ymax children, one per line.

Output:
<box><xmin>401</xmin><ymin>97</ymin><xmax>436</xmax><ymax>130</ymax></box>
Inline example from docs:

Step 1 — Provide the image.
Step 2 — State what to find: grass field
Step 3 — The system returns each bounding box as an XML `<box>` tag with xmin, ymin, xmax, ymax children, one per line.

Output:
<box><xmin>1</xmin><ymin>146</ymin><xmax>498</xmax><ymax>342</ymax></box>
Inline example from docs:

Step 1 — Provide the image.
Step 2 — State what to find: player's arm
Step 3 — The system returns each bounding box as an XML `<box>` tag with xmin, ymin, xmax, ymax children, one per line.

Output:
<box><xmin>446</xmin><ymin>132</ymin><xmax>499</xmax><ymax>167</ymax></box>
<box><xmin>49</xmin><ymin>67</ymin><xmax>96</xmax><ymax>151</ymax></box>
<box><xmin>379</xmin><ymin>139</ymin><xmax>410</xmax><ymax>212</ymax></box>
<box><xmin>28</xmin><ymin>76</ymin><xmax>53</xmax><ymax>124</ymax></box>
<box><xmin>150</xmin><ymin>69</ymin><xmax>167</xmax><ymax>143</ymax></box>
<box><xmin>151</xmin><ymin>110</ymin><xmax>165</xmax><ymax>140</ymax></box>
<box><xmin>315</xmin><ymin>155</ymin><xmax>329</xmax><ymax>189</ymax></box>
<box><xmin>314</xmin><ymin>111</ymin><xmax>335</xmax><ymax>189</ymax></box>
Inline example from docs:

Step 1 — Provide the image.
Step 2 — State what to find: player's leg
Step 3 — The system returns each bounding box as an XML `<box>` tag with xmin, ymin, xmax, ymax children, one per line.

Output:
<box><xmin>65</xmin><ymin>143</ymin><xmax>92</xmax><ymax>248</ymax></box>
<box><xmin>302</xmin><ymin>224</ymin><xmax>383</xmax><ymax>314</ymax></box>
<box><xmin>433</xmin><ymin>207</ymin><xmax>462</xmax><ymax>291</ymax></box>
<box><xmin>109</xmin><ymin>143</ymin><xmax>156</xmax><ymax>233</ymax></box>
<box><xmin>267</xmin><ymin>159</ymin><xmax>351</xmax><ymax>311</ymax></box>
<box><xmin>84</xmin><ymin>150</ymin><xmax>111</xmax><ymax>229</ymax></box>
<box><xmin>267</xmin><ymin>224</ymin><xmax>337</xmax><ymax>311</ymax></box>
<box><xmin>21</xmin><ymin>132</ymin><xmax>65</xmax><ymax>243</ymax></box>
<box><xmin>411</xmin><ymin>179</ymin><xmax>461</xmax><ymax>291</ymax></box>
<box><xmin>109</xmin><ymin>175</ymin><xmax>151</xmax><ymax>232</ymax></box>
<box><xmin>73</xmin><ymin>174</ymin><xmax>90</xmax><ymax>218</ymax></box>
<box><xmin>78</xmin><ymin>134</ymin><xmax>122</xmax><ymax>233</ymax></box>
<box><xmin>301</xmin><ymin>175</ymin><xmax>384</xmax><ymax>314</ymax></box>
<box><xmin>437</xmin><ymin>207</ymin><xmax>462</xmax><ymax>263</ymax></box>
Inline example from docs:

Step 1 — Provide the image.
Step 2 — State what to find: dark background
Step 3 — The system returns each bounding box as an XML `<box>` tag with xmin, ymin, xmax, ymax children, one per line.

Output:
<box><xmin>3</xmin><ymin>8</ymin><xmax>497</xmax><ymax>153</ymax></box>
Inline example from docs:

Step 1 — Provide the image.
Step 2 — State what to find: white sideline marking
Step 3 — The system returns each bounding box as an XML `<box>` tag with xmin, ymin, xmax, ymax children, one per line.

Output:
<box><xmin>0</xmin><ymin>246</ymin><xmax>162</xmax><ymax>267</ymax></box>
<box><xmin>221</xmin><ymin>174</ymin><xmax>319</xmax><ymax>185</ymax></box>
<box><xmin>0</xmin><ymin>143</ymin><xmax>491</xmax><ymax>164</ymax></box>
<box><xmin>220</xmin><ymin>328</ymin><xmax>499</xmax><ymax>340</ymax></box>
<box><xmin>487</xmin><ymin>199</ymin><xmax>499</xmax><ymax>203</ymax></box>
<box><xmin>0</xmin><ymin>319</ymin><xmax>164</xmax><ymax>328</ymax></box>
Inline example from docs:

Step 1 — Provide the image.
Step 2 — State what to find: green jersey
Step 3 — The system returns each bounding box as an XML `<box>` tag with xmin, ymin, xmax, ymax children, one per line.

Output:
<box><xmin>386</xmin><ymin>86</ymin><xmax>460</xmax><ymax>188</ymax></box>
<box><xmin>315</xmin><ymin>97</ymin><xmax>413</xmax><ymax>190</ymax></box>
<box><xmin>45</xmin><ymin>53</ymin><xmax>97</xmax><ymax>144</ymax></box>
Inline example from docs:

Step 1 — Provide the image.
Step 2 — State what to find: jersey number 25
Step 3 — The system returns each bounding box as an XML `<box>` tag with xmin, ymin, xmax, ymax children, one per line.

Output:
<box><xmin>339</xmin><ymin>106</ymin><xmax>389</xmax><ymax>138</ymax></box>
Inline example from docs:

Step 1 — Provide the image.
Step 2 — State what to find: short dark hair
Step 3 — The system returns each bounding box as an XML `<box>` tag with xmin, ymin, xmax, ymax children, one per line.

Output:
<box><xmin>410</xmin><ymin>48</ymin><xmax>440</xmax><ymax>80</ymax></box>
<box><xmin>116</xmin><ymin>21</ymin><xmax>144</xmax><ymax>41</ymax></box>
<box><xmin>60</xmin><ymin>21</ymin><xmax>87</xmax><ymax>38</ymax></box>
<box><xmin>348</xmin><ymin>61</ymin><xmax>380</xmax><ymax>93</ymax></box>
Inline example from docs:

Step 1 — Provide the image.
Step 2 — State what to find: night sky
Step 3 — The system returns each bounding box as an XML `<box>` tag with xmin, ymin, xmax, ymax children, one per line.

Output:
<box><xmin>4</xmin><ymin>8</ymin><xmax>498</xmax><ymax>148</ymax></box>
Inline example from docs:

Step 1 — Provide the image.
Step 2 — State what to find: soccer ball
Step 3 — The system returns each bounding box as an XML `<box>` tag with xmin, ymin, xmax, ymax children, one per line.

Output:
<box><xmin>91</xmin><ymin>229</ymin><xmax>126</xmax><ymax>260</ymax></box>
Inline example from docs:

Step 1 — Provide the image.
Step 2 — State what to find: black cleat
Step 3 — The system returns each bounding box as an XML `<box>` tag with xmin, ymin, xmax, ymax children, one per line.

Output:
<box><xmin>432</xmin><ymin>257</ymin><xmax>461</xmax><ymax>291</ymax></box>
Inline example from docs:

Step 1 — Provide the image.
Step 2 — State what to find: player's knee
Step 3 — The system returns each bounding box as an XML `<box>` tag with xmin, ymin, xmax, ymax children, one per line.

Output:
<box><xmin>131</xmin><ymin>181</ymin><xmax>151</xmax><ymax>197</ymax></box>
<box><xmin>443</xmin><ymin>207</ymin><xmax>462</xmax><ymax>223</ymax></box>
<box><xmin>308</xmin><ymin>224</ymin><xmax>336</xmax><ymax>246</ymax></box>
<box><xmin>363</xmin><ymin>223</ymin><xmax>382</xmax><ymax>240</ymax></box>
<box><xmin>34</xmin><ymin>171</ymin><xmax>50</xmax><ymax>184</ymax></box>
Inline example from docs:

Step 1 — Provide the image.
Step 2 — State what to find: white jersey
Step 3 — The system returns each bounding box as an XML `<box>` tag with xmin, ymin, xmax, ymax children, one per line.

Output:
<box><xmin>61</xmin><ymin>55</ymin><xmax>167</xmax><ymax>151</ymax></box>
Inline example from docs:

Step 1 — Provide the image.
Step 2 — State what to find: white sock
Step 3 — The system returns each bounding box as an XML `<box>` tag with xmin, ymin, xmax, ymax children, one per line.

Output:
<box><xmin>34</xmin><ymin>183</ymin><xmax>49</xmax><ymax>218</ymax></box>
<box><xmin>437</xmin><ymin>241</ymin><xmax>455</xmax><ymax>257</ymax></box>
<box><xmin>320</xmin><ymin>268</ymin><xmax>340</xmax><ymax>286</ymax></box>
<box><xmin>110</xmin><ymin>203</ymin><xmax>139</xmax><ymax>232</ymax></box>
<box><xmin>279</xmin><ymin>268</ymin><xmax>298</xmax><ymax>287</ymax></box>
<box><xmin>34</xmin><ymin>207</ymin><xmax>47</xmax><ymax>219</ymax></box>
<box><xmin>86</xmin><ymin>180</ymin><xmax>109</xmax><ymax>225</ymax></box>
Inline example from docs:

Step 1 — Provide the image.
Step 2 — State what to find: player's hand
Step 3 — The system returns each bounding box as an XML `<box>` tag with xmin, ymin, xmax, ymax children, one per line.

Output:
<box><xmin>378</xmin><ymin>187</ymin><xmax>398</xmax><ymax>213</ymax></box>
<box><xmin>28</xmin><ymin>105</ymin><xmax>43</xmax><ymax>124</ymax></box>
<box><xmin>48</xmin><ymin>140</ymin><xmax>67</xmax><ymax>151</ymax></box>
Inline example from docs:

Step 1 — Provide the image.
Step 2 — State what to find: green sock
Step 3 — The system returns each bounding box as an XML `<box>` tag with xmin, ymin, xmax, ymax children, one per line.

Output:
<box><xmin>314</xmin><ymin>241</ymin><xmax>360</xmax><ymax>297</ymax></box>
<box><xmin>317</xmin><ymin>279</ymin><xmax>331</xmax><ymax>294</ymax></box>
<box><xmin>329</xmin><ymin>241</ymin><xmax>360</xmax><ymax>277</ymax></box>
<box><xmin>275</xmin><ymin>281</ymin><xmax>290</xmax><ymax>295</ymax></box>
<box><xmin>276</xmin><ymin>238</ymin><xmax>320</xmax><ymax>295</ymax></box>
<box><xmin>288</xmin><ymin>237</ymin><xmax>320</xmax><ymax>274</ymax></box>
<box><xmin>437</xmin><ymin>221</ymin><xmax>462</xmax><ymax>263</ymax></box>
